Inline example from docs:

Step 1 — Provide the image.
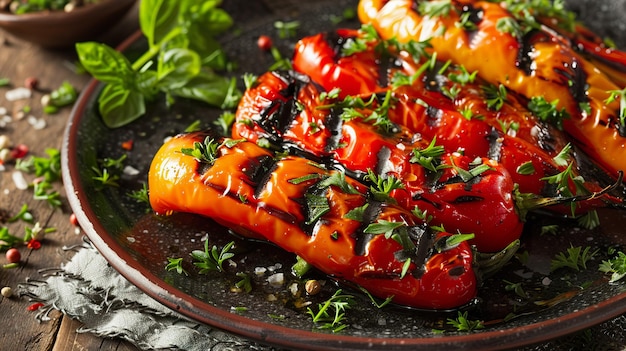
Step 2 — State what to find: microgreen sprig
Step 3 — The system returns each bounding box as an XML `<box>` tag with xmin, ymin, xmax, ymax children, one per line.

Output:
<box><xmin>191</xmin><ymin>240</ymin><xmax>235</xmax><ymax>273</ymax></box>
<box><xmin>307</xmin><ymin>289</ymin><xmax>355</xmax><ymax>333</ymax></box>
<box><xmin>550</xmin><ymin>245</ymin><xmax>598</xmax><ymax>272</ymax></box>
<box><xmin>599</xmin><ymin>250</ymin><xmax>626</xmax><ymax>283</ymax></box>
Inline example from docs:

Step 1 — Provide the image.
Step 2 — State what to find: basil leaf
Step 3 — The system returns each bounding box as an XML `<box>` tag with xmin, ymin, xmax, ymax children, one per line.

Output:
<box><xmin>98</xmin><ymin>84</ymin><xmax>146</xmax><ymax>128</ymax></box>
<box><xmin>169</xmin><ymin>72</ymin><xmax>239</xmax><ymax>107</ymax></box>
<box><xmin>140</xmin><ymin>0</ymin><xmax>181</xmax><ymax>47</ymax></box>
<box><xmin>157</xmin><ymin>48</ymin><xmax>201</xmax><ymax>89</ymax></box>
<box><xmin>76</xmin><ymin>42</ymin><xmax>134</xmax><ymax>85</ymax></box>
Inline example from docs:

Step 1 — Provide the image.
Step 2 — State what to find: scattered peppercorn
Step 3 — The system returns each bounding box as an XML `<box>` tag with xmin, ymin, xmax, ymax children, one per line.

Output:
<box><xmin>257</xmin><ymin>35</ymin><xmax>273</xmax><ymax>51</ymax></box>
<box><xmin>69</xmin><ymin>213</ymin><xmax>79</xmax><ymax>226</ymax></box>
<box><xmin>1</xmin><ymin>286</ymin><xmax>12</xmax><ymax>298</ymax></box>
<box><xmin>305</xmin><ymin>279</ymin><xmax>321</xmax><ymax>295</ymax></box>
<box><xmin>24</xmin><ymin>77</ymin><xmax>38</xmax><ymax>90</ymax></box>
<box><xmin>5</xmin><ymin>248</ymin><xmax>20</xmax><ymax>263</ymax></box>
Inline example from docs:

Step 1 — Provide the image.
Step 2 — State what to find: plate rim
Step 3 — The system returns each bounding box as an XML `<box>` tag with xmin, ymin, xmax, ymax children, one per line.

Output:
<box><xmin>61</xmin><ymin>23</ymin><xmax>626</xmax><ymax>351</ymax></box>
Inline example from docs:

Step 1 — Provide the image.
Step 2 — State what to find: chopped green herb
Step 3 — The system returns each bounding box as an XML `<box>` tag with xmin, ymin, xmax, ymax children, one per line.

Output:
<box><xmin>191</xmin><ymin>240</ymin><xmax>235</xmax><ymax>273</ymax></box>
<box><xmin>447</xmin><ymin>65</ymin><xmax>478</xmax><ymax>86</ymax></box>
<box><xmin>364</xmin><ymin>169</ymin><xmax>404</xmax><ymax>203</ymax></box>
<box><xmin>482</xmin><ymin>83</ymin><xmax>508</xmax><ymax>111</ymax></box>
<box><xmin>304</xmin><ymin>192</ymin><xmax>330</xmax><ymax>225</ymax></box>
<box><xmin>307</xmin><ymin>289</ymin><xmax>355</xmax><ymax>333</ymax></box>
<box><xmin>234</xmin><ymin>272</ymin><xmax>252</xmax><ymax>293</ymax></box>
<box><xmin>419</xmin><ymin>0</ymin><xmax>453</xmax><ymax>18</ymax></box>
<box><xmin>410</xmin><ymin>137</ymin><xmax>446</xmax><ymax>172</ymax></box>
<box><xmin>528</xmin><ymin>96</ymin><xmax>570</xmax><ymax>130</ymax></box>
<box><xmin>359</xmin><ymin>286</ymin><xmax>394</xmax><ymax>308</ymax></box>
<box><xmin>212</xmin><ymin>111</ymin><xmax>236</xmax><ymax>136</ymax></box>
<box><xmin>451</xmin><ymin>157</ymin><xmax>493</xmax><ymax>182</ymax></box>
<box><xmin>550</xmin><ymin>245</ymin><xmax>598</xmax><ymax>272</ymax></box>
<box><xmin>516</xmin><ymin>161</ymin><xmax>536</xmax><ymax>175</ymax></box>
<box><xmin>504</xmin><ymin>280</ymin><xmax>527</xmax><ymax>298</ymax></box>
<box><xmin>540</xmin><ymin>224</ymin><xmax>559</xmax><ymax>235</ymax></box>
<box><xmin>180</xmin><ymin>136</ymin><xmax>220</xmax><ymax>164</ymax></box>
<box><xmin>165</xmin><ymin>257</ymin><xmax>188</xmax><ymax>275</ymax></box>
<box><xmin>274</xmin><ymin>20</ymin><xmax>300</xmax><ymax>39</ymax></box>
<box><xmin>364</xmin><ymin>220</ymin><xmax>405</xmax><ymax>239</ymax></box>
<box><xmin>577</xmin><ymin>209</ymin><xmax>600</xmax><ymax>230</ymax></box>
<box><xmin>344</xmin><ymin>203</ymin><xmax>368</xmax><ymax>222</ymax></box>
<box><xmin>447</xmin><ymin>311</ymin><xmax>484</xmax><ymax>332</ymax></box>
<box><xmin>599</xmin><ymin>250</ymin><xmax>626</xmax><ymax>283</ymax></box>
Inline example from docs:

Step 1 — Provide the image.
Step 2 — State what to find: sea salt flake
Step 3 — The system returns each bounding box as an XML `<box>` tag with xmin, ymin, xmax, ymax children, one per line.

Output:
<box><xmin>267</xmin><ymin>273</ymin><xmax>284</xmax><ymax>287</ymax></box>
<box><xmin>123</xmin><ymin>165</ymin><xmax>140</xmax><ymax>176</ymax></box>
<box><xmin>5</xmin><ymin>87</ymin><xmax>32</xmax><ymax>101</ymax></box>
<box><xmin>12</xmin><ymin>170</ymin><xmax>28</xmax><ymax>190</ymax></box>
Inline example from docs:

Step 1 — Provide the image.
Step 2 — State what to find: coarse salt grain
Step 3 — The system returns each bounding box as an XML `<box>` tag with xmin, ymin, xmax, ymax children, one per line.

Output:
<box><xmin>123</xmin><ymin>165</ymin><xmax>140</xmax><ymax>176</ymax></box>
<box><xmin>0</xmin><ymin>116</ymin><xmax>12</xmax><ymax>128</ymax></box>
<box><xmin>5</xmin><ymin>87</ymin><xmax>32</xmax><ymax>101</ymax></box>
<box><xmin>0</xmin><ymin>135</ymin><xmax>9</xmax><ymax>149</ymax></box>
<box><xmin>12</xmin><ymin>170</ymin><xmax>28</xmax><ymax>190</ymax></box>
<box><xmin>267</xmin><ymin>273</ymin><xmax>284</xmax><ymax>287</ymax></box>
<box><xmin>27</xmin><ymin>116</ymin><xmax>46</xmax><ymax>130</ymax></box>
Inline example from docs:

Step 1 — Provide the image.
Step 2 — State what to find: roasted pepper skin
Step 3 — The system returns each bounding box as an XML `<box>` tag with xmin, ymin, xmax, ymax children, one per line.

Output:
<box><xmin>290</xmin><ymin>27</ymin><xmax>619</xmax><ymax>212</ymax></box>
<box><xmin>149</xmin><ymin>132</ymin><xmax>477</xmax><ymax>309</ymax></box>
<box><xmin>233</xmin><ymin>70</ymin><xmax>523</xmax><ymax>253</ymax></box>
<box><xmin>357</xmin><ymin>0</ymin><xmax>626</xmax><ymax>179</ymax></box>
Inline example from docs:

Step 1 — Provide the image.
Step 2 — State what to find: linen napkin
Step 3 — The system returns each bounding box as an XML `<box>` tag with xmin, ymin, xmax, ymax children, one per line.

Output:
<box><xmin>17</xmin><ymin>239</ymin><xmax>276</xmax><ymax>351</ymax></box>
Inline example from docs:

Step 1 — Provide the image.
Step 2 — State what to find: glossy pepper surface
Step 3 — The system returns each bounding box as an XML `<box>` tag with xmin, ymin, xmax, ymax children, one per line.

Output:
<box><xmin>357</xmin><ymin>0</ymin><xmax>626</xmax><ymax>180</ymax></box>
<box><xmin>234</xmin><ymin>70</ymin><xmax>523</xmax><ymax>253</ymax></box>
<box><xmin>149</xmin><ymin>132</ymin><xmax>478</xmax><ymax>309</ymax></box>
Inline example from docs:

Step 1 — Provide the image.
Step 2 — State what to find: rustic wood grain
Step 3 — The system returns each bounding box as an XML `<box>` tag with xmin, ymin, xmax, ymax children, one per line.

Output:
<box><xmin>0</xmin><ymin>3</ymin><xmax>141</xmax><ymax>351</ymax></box>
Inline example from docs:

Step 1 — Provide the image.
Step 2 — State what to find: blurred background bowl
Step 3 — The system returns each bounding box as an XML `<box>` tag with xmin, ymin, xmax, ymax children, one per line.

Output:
<box><xmin>0</xmin><ymin>0</ymin><xmax>137</xmax><ymax>48</ymax></box>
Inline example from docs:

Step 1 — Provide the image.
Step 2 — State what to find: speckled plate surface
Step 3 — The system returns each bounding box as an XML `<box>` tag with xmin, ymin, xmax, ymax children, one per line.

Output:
<box><xmin>62</xmin><ymin>1</ymin><xmax>626</xmax><ymax>349</ymax></box>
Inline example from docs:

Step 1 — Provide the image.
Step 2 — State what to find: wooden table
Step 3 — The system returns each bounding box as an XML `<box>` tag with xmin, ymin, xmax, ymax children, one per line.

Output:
<box><xmin>0</xmin><ymin>4</ymin><xmax>140</xmax><ymax>350</ymax></box>
<box><xmin>0</xmin><ymin>2</ymin><xmax>624</xmax><ymax>351</ymax></box>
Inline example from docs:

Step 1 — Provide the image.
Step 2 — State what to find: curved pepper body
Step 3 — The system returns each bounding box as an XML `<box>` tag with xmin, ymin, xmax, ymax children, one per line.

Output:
<box><xmin>357</xmin><ymin>0</ymin><xmax>626</xmax><ymax>179</ymax></box>
<box><xmin>233</xmin><ymin>70</ymin><xmax>523</xmax><ymax>252</ymax></box>
<box><xmin>290</xmin><ymin>26</ymin><xmax>617</xmax><ymax>212</ymax></box>
<box><xmin>149</xmin><ymin>132</ymin><xmax>477</xmax><ymax>309</ymax></box>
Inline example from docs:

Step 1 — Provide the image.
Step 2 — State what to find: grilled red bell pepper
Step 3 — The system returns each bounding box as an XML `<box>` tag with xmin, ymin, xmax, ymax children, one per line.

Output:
<box><xmin>234</xmin><ymin>70</ymin><xmax>523</xmax><ymax>253</ymax></box>
<box><xmin>290</xmin><ymin>28</ymin><xmax>620</xmax><ymax>212</ymax></box>
<box><xmin>149</xmin><ymin>131</ymin><xmax>478</xmax><ymax>309</ymax></box>
<box><xmin>357</xmin><ymin>0</ymin><xmax>626</xmax><ymax>180</ymax></box>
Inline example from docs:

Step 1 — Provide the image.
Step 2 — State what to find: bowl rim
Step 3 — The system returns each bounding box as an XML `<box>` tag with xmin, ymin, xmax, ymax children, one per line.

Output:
<box><xmin>0</xmin><ymin>0</ymin><xmax>136</xmax><ymax>22</ymax></box>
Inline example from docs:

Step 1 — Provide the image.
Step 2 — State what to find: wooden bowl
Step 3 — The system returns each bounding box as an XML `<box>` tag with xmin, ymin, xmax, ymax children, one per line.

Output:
<box><xmin>0</xmin><ymin>0</ymin><xmax>136</xmax><ymax>48</ymax></box>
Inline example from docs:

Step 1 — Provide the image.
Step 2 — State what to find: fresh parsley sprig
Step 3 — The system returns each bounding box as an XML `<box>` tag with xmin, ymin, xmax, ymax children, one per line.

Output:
<box><xmin>409</xmin><ymin>137</ymin><xmax>446</xmax><ymax>172</ymax></box>
<box><xmin>528</xmin><ymin>96</ymin><xmax>570</xmax><ymax>130</ymax></box>
<box><xmin>191</xmin><ymin>240</ymin><xmax>235</xmax><ymax>273</ymax></box>
<box><xmin>364</xmin><ymin>170</ymin><xmax>404</xmax><ymax>203</ymax></box>
<box><xmin>550</xmin><ymin>245</ymin><xmax>598</xmax><ymax>272</ymax></box>
<box><xmin>599</xmin><ymin>249</ymin><xmax>626</xmax><ymax>283</ymax></box>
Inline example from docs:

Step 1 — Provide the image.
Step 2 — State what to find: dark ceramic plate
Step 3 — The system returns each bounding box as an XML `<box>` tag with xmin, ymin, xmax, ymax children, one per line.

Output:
<box><xmin>62</xmin><ymin>1</ymin><xmax>626</xmax><ymax>350</ymax></box>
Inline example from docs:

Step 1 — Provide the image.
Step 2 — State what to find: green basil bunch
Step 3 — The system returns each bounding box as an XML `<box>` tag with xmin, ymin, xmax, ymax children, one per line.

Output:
<box><xmin>76</xmin><ymin>0</ymin><xmax>240</xmax><ymax>128</ymax></box>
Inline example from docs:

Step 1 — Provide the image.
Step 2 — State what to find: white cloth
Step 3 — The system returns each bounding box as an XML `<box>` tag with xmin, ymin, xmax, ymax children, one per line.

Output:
<box><xmin>17</xmin><ymin>240</ymin><xmax>276</xmax><ymax>351</ymax></box>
